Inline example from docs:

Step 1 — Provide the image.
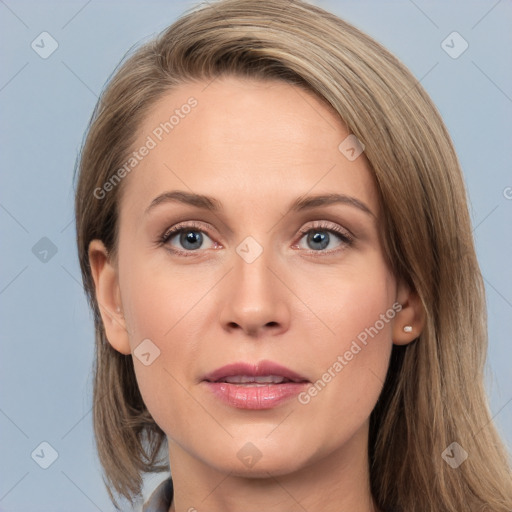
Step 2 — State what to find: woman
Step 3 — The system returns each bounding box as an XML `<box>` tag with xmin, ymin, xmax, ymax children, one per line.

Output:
<box><xmin>74</xmin><ymin>0</ymin><xmax>512</xmax><ymax>510</ymax></box>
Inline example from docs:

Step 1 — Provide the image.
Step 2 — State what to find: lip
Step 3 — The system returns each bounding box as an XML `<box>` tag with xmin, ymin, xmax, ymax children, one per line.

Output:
<box><xmin>203</xmin><ymin>360</ymin><xmax>308</xmax><ymax>383</ymax></box>
<box><xmin>202</xmin><ymin>360</ymin><xmax>309</xmax><ymax>410</ymax></box>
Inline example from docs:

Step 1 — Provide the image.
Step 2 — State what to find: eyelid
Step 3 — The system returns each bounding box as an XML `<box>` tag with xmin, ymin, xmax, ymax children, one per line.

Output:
<box><xmin>296</xmin><ymin>220</ymin><xmax>353</xmax><ymax>241</ymax></box>
<box><xmin>160</xmin><ymin>220</ymin><xmax>213</xmax><ymax>242</ymax></box>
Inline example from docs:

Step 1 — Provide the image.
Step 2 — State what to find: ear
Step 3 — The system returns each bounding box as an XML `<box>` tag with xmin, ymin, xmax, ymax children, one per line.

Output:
<box><xmin>392</xmin><ymin>279</ymin><xmax>426</xmax><ymax>346</ymax></box>
<box><xmin>88</xmin><ymin>239</ymin><xmax>131</xmax><ymax>355</ymax></box>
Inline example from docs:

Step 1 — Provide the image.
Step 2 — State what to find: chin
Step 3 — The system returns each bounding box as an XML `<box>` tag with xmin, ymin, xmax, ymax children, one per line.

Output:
<box><xmin>202</xmin><ymin>436</ymin><xmax>316</xmax><ymax>477</ymax></box>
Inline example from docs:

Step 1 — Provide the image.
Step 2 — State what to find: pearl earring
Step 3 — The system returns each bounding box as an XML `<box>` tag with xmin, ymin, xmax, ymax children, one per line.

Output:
<box><xmin>403</xmin><ymin>325</ymin><xmax>412</xmax><ymax>333</ymax></box>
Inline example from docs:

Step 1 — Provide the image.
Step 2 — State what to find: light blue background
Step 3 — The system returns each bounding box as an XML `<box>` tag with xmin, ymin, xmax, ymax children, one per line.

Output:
<box><xmin>1</xmin><ymin>1</ymin><xmax>511</xmax><ymax>510</ymax></box>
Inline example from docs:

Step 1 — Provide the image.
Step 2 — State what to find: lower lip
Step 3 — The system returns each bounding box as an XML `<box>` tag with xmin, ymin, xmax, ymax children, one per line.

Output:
<box><xmin>204</xmin><ymin>381</ymin><xmax>308</xmax><ymax>409</ymax></box>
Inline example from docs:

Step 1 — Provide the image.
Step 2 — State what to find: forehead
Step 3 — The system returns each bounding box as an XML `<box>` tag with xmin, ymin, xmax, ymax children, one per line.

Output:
<box><xmin>119</xmin><ymin>76</ymin><xmax>378</xmax><ymax>218</ymax></box>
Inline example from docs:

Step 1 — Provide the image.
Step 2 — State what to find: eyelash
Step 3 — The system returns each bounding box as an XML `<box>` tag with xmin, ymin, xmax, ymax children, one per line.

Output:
<box><xmin>157</xmin><ymin>220</ymin><xmax>354</xmax><ymax>257</ymax></box>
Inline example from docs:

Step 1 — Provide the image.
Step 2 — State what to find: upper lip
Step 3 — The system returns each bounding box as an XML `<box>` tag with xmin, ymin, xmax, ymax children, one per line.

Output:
<box><xmin>203</xmin><ymin>360</ymin><xmax>309</xmax><ymax>383</ymax></box>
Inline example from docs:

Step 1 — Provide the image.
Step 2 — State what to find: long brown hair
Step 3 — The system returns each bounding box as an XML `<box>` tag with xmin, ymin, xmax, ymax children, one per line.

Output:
<box><xmin>74</xmin><ymin>0</ymin><xmax>512</xmax><ymax>509</ymax></box>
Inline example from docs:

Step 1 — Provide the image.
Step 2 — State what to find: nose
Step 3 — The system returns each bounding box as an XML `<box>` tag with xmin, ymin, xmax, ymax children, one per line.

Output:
<box><xmin>218</xmin><ymin>244</ymin><xmax>291</xmax><ymax>338</ymax></box>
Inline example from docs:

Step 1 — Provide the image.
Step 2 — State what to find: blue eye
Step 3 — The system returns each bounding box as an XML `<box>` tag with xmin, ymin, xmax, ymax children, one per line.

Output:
<box><xmin>173</xmin><ymin>230</ymin><xmax>204</xmax><ymax>250</ymax></box>
<box><xmin>296</xmin><ymin>223</ymin><xmax>353</xmax><ymax>252</ymax></box>
<box><xmin>304</xmin><ymin>230</ymin><xmax>335</xmax><ymax>251</ymax></box>
<box><xmin>159</xmin><ymin>221</ymin><xmax>216</xmax><ymax>254</ymax></box>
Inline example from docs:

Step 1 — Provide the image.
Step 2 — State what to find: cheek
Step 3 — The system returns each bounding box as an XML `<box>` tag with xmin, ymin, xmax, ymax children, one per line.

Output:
<box><xmin>117</xmin><ymin>251</ymin><xmax>212</xmax><ymax>430</ymax></box>
<box><xmin>300</xmin><ymin>254</ymin><xmax>396</xmax><ymax>351</ymax></box>
<box><xmin>123</xmin><ymin>287</ymin><xmax>199</xmax><ymax>438</ymax></box>
<box><xmin>119</xmin><ymin>247</ymin><xmax>205</xmax><ymax>346</ymax></box>
<box><xmin>295</xmin><ymin>264</ymin><xmax>396</xmax><ymax>431</ymax></box>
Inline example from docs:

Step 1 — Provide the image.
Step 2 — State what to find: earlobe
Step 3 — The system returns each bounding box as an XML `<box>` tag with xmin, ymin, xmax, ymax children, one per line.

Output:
<box><xmin>392</xmin><ymin>280</ymin><xmax>426</xmax><ymax>346</ymax></box>
<box><xmin>88</xmin><ymin>239</ymin><xmax>131</xmax><ymax>355</ymax></box>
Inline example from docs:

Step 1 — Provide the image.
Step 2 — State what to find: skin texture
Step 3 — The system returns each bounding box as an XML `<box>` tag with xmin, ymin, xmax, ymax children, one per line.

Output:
<box><xmin>89</xmin><ymin>76</ymin><xmax>425</xmax><ymax>512</ymax></box>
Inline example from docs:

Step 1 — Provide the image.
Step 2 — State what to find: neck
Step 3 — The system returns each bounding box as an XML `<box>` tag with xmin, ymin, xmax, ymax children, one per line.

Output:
<box><xmin>167</xmin><ymin>422</ymin><xmax>378</xmax><ymax>512</ymax></box>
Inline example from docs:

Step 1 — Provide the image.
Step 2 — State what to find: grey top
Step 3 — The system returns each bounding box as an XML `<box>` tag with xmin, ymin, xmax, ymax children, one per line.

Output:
<box><xmin>142</xmin><ymin>477</ymin><xmax>173</xmax><ymax>512</ymax></box>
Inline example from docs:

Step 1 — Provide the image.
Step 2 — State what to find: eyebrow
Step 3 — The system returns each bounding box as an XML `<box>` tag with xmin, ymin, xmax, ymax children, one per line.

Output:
<box><xmin>144</xmin><ymin>190</ymin><xmax>374</xmax><ymax>217</ymax></box>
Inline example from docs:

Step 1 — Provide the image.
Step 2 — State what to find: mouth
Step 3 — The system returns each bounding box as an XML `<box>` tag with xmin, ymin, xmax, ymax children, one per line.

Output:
<box><xmin>202</xmin><ymin>361</ymin><xmax>309</xmax><ymax>409</ymax></box>
<box><xmin>212</xmin><ymin>375</ymin><xmax>303</xmax><ymax>385</ymax></box>
<box><xmin>203</xmin><ymin>360</ymin><xmax>308</xmax><ymax>383</ymax></box>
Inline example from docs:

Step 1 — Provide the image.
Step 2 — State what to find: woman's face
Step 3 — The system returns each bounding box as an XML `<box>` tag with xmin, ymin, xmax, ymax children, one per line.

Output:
<box><xmin>92</xmin><ymin>76</ymin><xmax>416</xmax><ymax>478</ymax></box>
